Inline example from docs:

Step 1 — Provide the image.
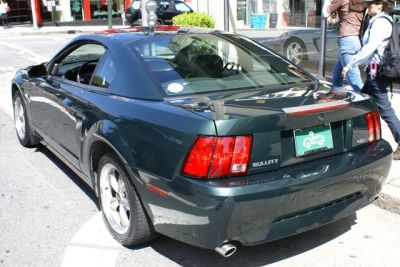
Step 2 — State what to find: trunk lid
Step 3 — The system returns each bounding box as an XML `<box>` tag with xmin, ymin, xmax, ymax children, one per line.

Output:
<box><xmin>167</xmin><ymin>82</ymin><xmax>377</xmax><ymax>174</ymax></box>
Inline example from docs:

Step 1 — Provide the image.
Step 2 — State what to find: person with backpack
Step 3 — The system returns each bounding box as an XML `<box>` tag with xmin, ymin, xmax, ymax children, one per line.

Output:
<box><xmin>322</xmin><ymin>0</ymin><xmax>367</xmax><ymax>95</ymax></box>
<box><xmin>342</xmin><ymin>0</ymin><xmax>400</xmax><ymax>160</ymax></box>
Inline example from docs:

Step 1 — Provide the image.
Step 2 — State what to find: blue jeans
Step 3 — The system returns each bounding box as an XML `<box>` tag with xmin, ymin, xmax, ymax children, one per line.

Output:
<box><xmin>362</xmin><ymin>74</ymin><xmax>400</xmax><ymax>145</ymax></box>
<box><xmin>332</xmin><ymin>36</ymin><xmax>363</xmax><ymax>92</ymax></box>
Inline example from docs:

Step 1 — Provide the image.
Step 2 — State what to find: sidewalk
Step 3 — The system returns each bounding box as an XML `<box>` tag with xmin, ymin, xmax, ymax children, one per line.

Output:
<box><xmin>0</xmin><ymin>23</ymin><xmax>292</xmax><ymax>37</ymax></box>
<box><xmin>1</xmin><ymin>23</ymin><xmax>399</xmax><ymax>215</ymax></box>
<box><xmin>0</xmin><ymin>23</ymin><xmax>126</xmax><ymax>37</ymax></box>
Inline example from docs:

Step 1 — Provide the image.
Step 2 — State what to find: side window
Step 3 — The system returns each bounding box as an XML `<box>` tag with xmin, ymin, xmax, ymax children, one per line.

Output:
<box><xmin>91</xmin><ymin>52</ymin><xmax>116</xmax><ymax>89</ymax></box>
<box><xmin>159</xmin><ymin>2</ymin><xmax>168</xmax><ymax>10</ymax></box>
<box><xmin>132</xmin><ymin>1</ymin><xmax>140</xmax><ymax>9</ymax></box>
<box><xmin>54</xmin><ymin>43</ymin><xmax>106</xmax><ymax>85</ymax></box>
<box><xmin>176</xmin><ymin>2</ymin><xmax>191</xmax><ymax>12</ymax></box>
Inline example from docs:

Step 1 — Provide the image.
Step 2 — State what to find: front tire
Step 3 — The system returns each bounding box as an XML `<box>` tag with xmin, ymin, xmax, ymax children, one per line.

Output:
<box><xmin>13</xmin><ymin>91</ymin><xmax>36</xmax><ymax>147</ymax></box>
<box><xmin>98</xmin><ymin>153</ymin><xmax>156</xmax><ymax>246</ymax></box>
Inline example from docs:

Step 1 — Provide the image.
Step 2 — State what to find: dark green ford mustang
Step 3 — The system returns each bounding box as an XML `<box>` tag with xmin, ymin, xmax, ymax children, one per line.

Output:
<box><xmin>11</xmin><ymin>26</ymin><xmax>392</xmax><ymax>257</ymax></box>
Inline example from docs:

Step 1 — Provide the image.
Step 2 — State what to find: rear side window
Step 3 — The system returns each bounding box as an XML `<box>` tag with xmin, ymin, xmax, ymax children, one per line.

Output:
<box><xmin>91</xmin><ymin>52</ymin><xmax>116</xmax><ymax>89</ymax></box>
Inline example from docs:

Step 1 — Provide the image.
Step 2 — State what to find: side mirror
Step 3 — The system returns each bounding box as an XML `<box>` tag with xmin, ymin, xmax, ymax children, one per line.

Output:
<box><xmin>27</xmin><ymin>64</ymin><xmax>47</xmax><ymax>78</ymax></box>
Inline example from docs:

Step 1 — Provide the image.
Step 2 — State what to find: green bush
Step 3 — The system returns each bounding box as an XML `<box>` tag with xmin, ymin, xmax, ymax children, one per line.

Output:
<box><xmin>172</xmin><ymin>12</ymin><xmax>215</xmax><ymax>28</ymax></box>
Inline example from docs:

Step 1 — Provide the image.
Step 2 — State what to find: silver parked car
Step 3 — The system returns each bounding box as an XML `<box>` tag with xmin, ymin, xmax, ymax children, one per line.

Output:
<box><xmin>261</xmin><ymin>7</ymin><xmax>400</xmax><ymax>65</ymax></box>
<box><xmin>260</xmin><ymin>24</ymin><xmax>339</xmax><ymax>65</ymax></box>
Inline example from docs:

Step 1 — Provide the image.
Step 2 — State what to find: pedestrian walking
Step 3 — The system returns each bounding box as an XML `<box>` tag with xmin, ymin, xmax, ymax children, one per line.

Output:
<box><xmin>342</xmin><ymin>0</ymin><xmax>400</xmax><ymax>160</ymax></box>
<box><xmin>323</xmin><ymin>0</ymin><xmax>367</xmax><ymax>94</ymax></box>
<box><xmin>0</xmin><ymin>0</ymin><xmax>10</xmax><ymax>29</ymax></box>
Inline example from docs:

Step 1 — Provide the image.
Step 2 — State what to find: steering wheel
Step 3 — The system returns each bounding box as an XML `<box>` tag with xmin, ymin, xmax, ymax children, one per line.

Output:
<box><xmin>224</xmin><ymin>62</ymin><xmax>239</xmax><ymax>74</ymax></box>
<box><xmin>77</xmin><ymin>60</ymin><xmax>98</xmax><ymax>84</ymax></box>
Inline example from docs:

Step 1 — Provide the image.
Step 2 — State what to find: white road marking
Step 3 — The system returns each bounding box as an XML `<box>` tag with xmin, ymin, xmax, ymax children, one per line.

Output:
<box><xmin>62</xmin><ymin>212</ymin><xmax>121</xmax><ymax>267</ymax></box>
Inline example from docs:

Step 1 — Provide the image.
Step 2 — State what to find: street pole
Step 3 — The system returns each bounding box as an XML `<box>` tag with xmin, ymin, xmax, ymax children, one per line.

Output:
<box><xmin>224</xmin><ymin>0</ymin><xmax>229</xmax><ymax>31</ymax></box>
<box><xmin>108</xmin><ymin>0</ymin><xmax>113</xmax><ymax>29</ymax></box>
<box><xmin>51</xmin><ymin>4</ymin><xmax>56</xmax><ymax>26</ymax></box>
<box><xmin>30</xmin><ymin>0</ymin><xmax>39</xmax><ymax>29</ymax></box>
<box><xmin>318</xmin><ymin>17</ymin><xmax>327</xmax><ymax>78</ymax></box>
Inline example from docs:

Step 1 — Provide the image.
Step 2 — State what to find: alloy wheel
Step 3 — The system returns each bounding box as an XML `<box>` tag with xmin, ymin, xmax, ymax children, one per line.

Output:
<box><xmin>100</xmin><ymin>163</ymin><xmax>131</xmax><ymax>235</ymax></box>
<box><xmin>286</xmin><ymin>41</ymin><xmax>303</xmax><ymax>64</ymax></box>
<box><xmin>14</xmin><ymin>96</ymin><xmax>26</xmax><ymax>141</ymax></box>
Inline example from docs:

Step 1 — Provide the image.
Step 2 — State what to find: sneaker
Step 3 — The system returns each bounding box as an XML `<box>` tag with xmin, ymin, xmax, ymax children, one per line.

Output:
<box><xmin>316</xmin><ymin>91</ymin><xmax>347</xmax><ymax>102</ymax></box>
<box><xmin>393</xmin><ymin>146</ymin><xmax>400</xmax><ymax>160</ymax></box>
<box><xmin>332</xmin><ymin>86</ymin><xmax>351</xmax><ymax>94</ymax></box>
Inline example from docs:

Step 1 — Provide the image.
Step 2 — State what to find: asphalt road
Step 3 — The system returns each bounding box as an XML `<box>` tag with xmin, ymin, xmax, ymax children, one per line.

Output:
<box><xmin>0</xmin><ymin>34</ymin><xmax>400</xmax><ymax>267</ymax></box>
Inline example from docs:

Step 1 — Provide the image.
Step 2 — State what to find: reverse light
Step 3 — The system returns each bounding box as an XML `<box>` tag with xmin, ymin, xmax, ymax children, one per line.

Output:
<box><xmin>182</xmin><ymin>135</ymin><xmax>253</xmax><ymax>179</ymax></box>
<box><xmin>365</xmin><ymin>110</ymin><xmax>381</xmax><ymax>143</ymax></box>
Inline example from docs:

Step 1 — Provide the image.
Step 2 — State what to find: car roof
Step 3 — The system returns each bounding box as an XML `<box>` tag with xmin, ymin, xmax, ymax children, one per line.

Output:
<box><xmin>62</xmin><ymin>26</ymin><xmax>220</xmax><ymax>100</ymax></box>
<box><xmin>77</xmin><ymin>26</ymin><xmax>214</xmax><ymax>44</ymax></box>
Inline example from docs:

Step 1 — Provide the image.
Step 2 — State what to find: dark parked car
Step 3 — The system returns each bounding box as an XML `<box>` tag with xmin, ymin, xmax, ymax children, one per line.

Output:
<box><xmin>12</xmin><ymin>26</ymin><xmax>392</xmax><ymax>257</ymax></box>
<box><xmin>125</xmin><ymin>0</ymin><xmax>193</xmax><ymax>25</ymax></box>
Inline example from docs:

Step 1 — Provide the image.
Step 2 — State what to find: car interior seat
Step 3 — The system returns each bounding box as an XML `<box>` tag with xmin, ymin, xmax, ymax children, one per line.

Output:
<box><xmin>190</xmin><ymin>54</ymin><xmax>224</xmax><ymax>78</ymax></box>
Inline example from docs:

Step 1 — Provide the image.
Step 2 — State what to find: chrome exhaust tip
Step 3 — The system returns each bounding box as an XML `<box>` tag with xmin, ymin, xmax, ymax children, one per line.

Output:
<box><xmin>215</xmin><ymin>243</ymin><xmax>237</xmax><ymax>257</ymax></box>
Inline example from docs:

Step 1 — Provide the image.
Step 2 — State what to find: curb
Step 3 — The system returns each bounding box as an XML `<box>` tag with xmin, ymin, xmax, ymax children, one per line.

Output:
<box><xmin>375</xmin><ymin>184</ymin><xmax>400</xmax><ymax>215</ymax></box>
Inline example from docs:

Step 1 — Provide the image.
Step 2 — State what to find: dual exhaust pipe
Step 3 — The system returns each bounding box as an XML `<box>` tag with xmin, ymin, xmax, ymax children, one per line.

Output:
<box><xmin>215</xmin><ymin>243</ymin><xmax>237</xmax><ymax>257</ymax></box>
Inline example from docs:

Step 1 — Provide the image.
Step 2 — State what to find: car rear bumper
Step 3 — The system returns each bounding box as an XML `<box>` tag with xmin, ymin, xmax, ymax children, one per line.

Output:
<box><xmin>135</xmin><ymin>139</ymin><xmax>392</xmax><ymax>249</ymax></box>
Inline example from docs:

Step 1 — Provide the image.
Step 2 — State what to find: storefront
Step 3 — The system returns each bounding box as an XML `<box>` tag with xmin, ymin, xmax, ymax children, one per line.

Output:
<box><xmin>6</xmin><ymin>0</ymin><xmax>33</xmax><ymax>23</ymax></box>
<box><xmin>234</xmin><ymin>0</ymin><xmax>320</xmax><ymax>28</ymax></box>
<box><xmin>7</xmin><ymin>0</ymin><xmax>316</xmax><ymax>27</ymax></box>
<box><xmin>10</xmin><ymin>0</ymin><xmax>400</xmax><ymax>29</ymax></box>
<box><xmin>6</xmin><ymin>0</ymin><xmax>130</xmax><ymax>25</ymax></box>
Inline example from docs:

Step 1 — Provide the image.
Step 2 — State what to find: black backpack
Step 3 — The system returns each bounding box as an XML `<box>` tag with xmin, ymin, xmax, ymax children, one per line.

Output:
<box><xmin>379</xmin><ymin>16</ymin><xmax>400</xmax><ymax>83</ymax></box>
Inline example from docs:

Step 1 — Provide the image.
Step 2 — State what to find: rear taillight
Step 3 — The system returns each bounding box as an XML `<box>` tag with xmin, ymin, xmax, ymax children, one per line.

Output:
<box><xmin>372</xmin><ymin>110</ymin><xmax>381</xmax><ymax>140</ymax></box>
<box><xmin>182</xmin><ymin>135</ymin><xmax>253</xmax><ymax>179</ymax></box>
<box><xmin>366</xmin><ymin>110</ymin><xmax>381</xmax><ymax>143</ymax></box>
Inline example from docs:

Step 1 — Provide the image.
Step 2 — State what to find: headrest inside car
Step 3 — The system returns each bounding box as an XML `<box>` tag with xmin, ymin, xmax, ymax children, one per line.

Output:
<box><xmin>190</xmin><ymin>54</ymin><xmax>224</xmax><ymax>78</ymax></box>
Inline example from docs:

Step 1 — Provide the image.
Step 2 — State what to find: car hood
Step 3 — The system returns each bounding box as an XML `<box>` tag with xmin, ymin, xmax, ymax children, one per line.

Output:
<box><xmin>166</xmin><ymin>82</ymin><xmax>354</xmax><ymax>121</ymax></box>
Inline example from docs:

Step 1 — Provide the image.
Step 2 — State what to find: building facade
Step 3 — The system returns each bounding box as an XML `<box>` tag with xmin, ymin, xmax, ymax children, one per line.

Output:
<box><xmin>7</xmin><ymin>0</ymin><xmax>131</xmax><ymax>25</ymax></box>
<box><xmin>5</xmin><ymin>0</ymin><xmax>398</xmax><ymax>29</ymax></box>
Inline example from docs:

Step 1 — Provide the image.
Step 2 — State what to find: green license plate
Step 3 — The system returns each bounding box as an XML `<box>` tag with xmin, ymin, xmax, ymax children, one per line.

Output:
<box><xmin>294</xmin><ymin>124</ymin><xmax>333</xmax><ymax>157</ymax></box>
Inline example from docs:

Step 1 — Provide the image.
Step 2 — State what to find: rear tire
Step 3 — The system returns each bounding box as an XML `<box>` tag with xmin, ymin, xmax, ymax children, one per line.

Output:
<box><xmin>284</xmin><ymin>38</ymin><xmax>307</xmax><ymax>65</ymax></box>
<box><xmin>13</xmin><ymin>91</ymin><xmax>37</xmax><ymax>147</ymax></box>
<box><xmin>98</xmin><ymin>153</ymin><xmax>156</xmax><ymax>246</ymax></box>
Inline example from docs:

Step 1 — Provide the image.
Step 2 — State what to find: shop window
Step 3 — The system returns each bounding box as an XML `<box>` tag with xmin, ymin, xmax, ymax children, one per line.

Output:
<box><xmin>237</xmin><ymin>0</ymin><xmax>246</xmax><ymax>21</ymax></box>
<box><xmin>70</xmin><ymin>0</ymin><xmax>82</xmax><ymax>20</ymax></box>
<box><xmin>7</xmin><ymin>0</ymin><xmax>31</xmax><ymax>22</ymax></box>
<box><xmin>90</xmin><ymin>0</ymin><xmax>124</xmax><ymax>19</ymax></box>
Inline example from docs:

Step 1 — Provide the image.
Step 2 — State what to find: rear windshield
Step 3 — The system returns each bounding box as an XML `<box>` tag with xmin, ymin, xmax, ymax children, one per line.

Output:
<box><xmin>128</xmin><ymin>33</ymin><xmax>314</xmax><ymax>96</ymax></box>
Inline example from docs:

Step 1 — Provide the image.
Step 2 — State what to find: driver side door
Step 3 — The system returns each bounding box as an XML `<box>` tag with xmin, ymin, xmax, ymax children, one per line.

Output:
<box><xmin>30</xmin><ymin>42</ymin><xmax>106</xmax><ymax>169</ymax></box>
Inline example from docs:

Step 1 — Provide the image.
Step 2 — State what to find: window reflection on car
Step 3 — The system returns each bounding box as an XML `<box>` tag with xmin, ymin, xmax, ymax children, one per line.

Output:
<box><xmin>129</xmin><ymin>33</ymin><xmax>314</xmax><ymax>96</ymax></box>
